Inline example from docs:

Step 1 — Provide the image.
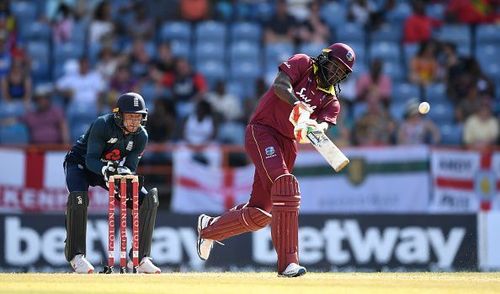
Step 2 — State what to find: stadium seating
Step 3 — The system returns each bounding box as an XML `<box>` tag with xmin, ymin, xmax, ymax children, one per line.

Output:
<box><xmin>230</xmin><ymin>22</ymin><xmax>262</xmax><ymax>43</ymax></box>
<box><xmin>230</xmin><ymin>41</ymin><xmax>261</xmax><ymax>63</ymax></box>
<box><xmin>425</xmin><ymin>83</ymin><xmax>447</xmax><ymax>104</ymax></box>
<box><xmin>369</xmin><ymin>24</ymin><xmax>402</xmax><ymax>43</ymax></box>
<box><xmin>475</xmin><ymin>24</ymin><xmax>500</xmax><ymax>44</ymax></box>
<box><xmin>195</xmin><ymin>21</ymin><xmax>226</xmax><ymax>43</ymax></box>
<box><xmin>369</xmin><ymin>41</ymin><xmax>401</xmax><ymax>63</ymax></box>
<box><xmin>427</xmin><ymin>101</ymin><xmax>455</xmax><ymax>124</ymax></box>
<box><xmin>392</xmin><ymin>83</ymin><xmax>420</xmax><ymax>103</ymax></box>
<box><xmin>264</xmin><ymin>42</ymin><xmax>294</xmax><ymax>69</ymax></box>
<box><xmin>160</xmin><ymin>21</ymin><xmax>191</xmax><ymax>43</ymax></box>
<box><xmin>20</xmin><ymin>21</ymin><xmax>51</xmax><ymax>42</ymax></box>
<box><xmin>197</xmin><ymin>60</ymin><xmax>226</xmax><ymax>86</ymax></box>
<box><xmin>0</xmin><ymin>123</ymin><xmax>29</xmax><ymax>144</ymax></box>
<box><xmin>336</xmin><ymin>23</ymin><xmax>365</xmax><ymax>43</ymax></box>
<box><xmin>439</xmin><ymin>123</ymin><xmax>463</xmax><ymax>145</ymax></box>
<box><xmin>435</xmin><ymin>25</ymin><xmax>471</xmax><ymax>46</ymax></box>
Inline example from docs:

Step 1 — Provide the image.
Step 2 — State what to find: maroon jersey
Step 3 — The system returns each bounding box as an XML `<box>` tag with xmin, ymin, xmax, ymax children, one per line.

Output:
<box><xmin>249</xmin><ymin>54</ymin><xmax>340</xmax><ymax>139</ymax></box>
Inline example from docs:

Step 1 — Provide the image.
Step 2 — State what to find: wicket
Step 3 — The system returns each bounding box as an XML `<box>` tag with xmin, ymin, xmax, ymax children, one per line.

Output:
<box><xmin>101</xmin><ymin>175</ymin><xmax>139</xmax><ymax>274</ymax></box>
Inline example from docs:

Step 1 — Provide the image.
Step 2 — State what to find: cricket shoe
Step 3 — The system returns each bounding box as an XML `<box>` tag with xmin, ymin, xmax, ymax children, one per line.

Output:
<box><xmin>128</xmin><ymin>257</ymin><xmax>161</xmax><ymax>274</ymax></box>
<box><xmin>279</xmin><ymin>263</ymin><xmax>307</xmax><ymax>278</ymax></box>
<box><xmin>70</xmin><ymin>254</ymin><xmax>94</xmax><ymax>274</ymax></box>
<box><xmin>197</xmin><ymin>214</ymin><xmax>215</xmax><ymax>261</ymax></box>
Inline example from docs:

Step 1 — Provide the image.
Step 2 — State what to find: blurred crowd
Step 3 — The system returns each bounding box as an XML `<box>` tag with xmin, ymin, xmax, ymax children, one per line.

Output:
<box><xmin>0</xmin><ymin>0</ymin><xmax>499</xmax><ymax>152</ymax></box>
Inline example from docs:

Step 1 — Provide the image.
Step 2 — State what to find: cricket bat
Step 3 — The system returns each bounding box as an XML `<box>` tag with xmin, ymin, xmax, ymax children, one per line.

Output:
<box><xmin>306</xmin><ymin>129</ymin><xmax>349</xmax><ymax>172</ymax></box>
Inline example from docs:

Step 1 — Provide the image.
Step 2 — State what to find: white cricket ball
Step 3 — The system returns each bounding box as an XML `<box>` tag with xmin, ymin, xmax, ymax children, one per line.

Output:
<box><xmin>418</xmin><ymin>102</ymin><xmax>430</xmax><ymax>114</ymax></box>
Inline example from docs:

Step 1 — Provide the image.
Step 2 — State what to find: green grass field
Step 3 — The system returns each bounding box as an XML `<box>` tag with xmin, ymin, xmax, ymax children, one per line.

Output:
<box><xmin>1</xmin><ymin>272</ymin><xmax>499</xmax><ymax>294</ymax></box>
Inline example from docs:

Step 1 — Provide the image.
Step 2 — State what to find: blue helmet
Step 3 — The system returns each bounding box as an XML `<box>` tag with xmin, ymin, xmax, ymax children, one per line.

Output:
<box><xmin>113</xmin><ymin>92</ymin><xmax>148</xmax><ymax>130</ymax></box>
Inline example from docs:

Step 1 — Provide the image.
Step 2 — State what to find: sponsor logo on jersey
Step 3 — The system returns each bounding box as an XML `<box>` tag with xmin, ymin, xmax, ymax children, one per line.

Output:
<box><xmin>104</xmin><ymin>149</ymin><xmax>121</xmax><ymax>161</ymax></box>
<box><xmin>107</xmin><ymin>138</ymin><xmax>118</xmax><ymax>144</ymax></box>
<box><xmin>295</xmin><ymin>88</ymin><xmax>317</xmax><ymax>111</ymax></box>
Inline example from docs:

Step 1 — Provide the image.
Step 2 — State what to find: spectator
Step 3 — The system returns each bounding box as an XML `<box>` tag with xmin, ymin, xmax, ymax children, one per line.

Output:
<box><xmin>287</xmin><ymin>0</ymin><xmax>313</xmax><ymax>23</ymax></box>
<box><xmin>183</xmin><ymin>100</ymin><xmax>216</xmax><ymax>145</ymax></box>
<box><xmin>162</xmin><ymin>57</ymin><xmax>207</xmax><ymax>118</ymax></box>
<box><xmin>89</xmin><ymin>1</ymin><xmax>114</xmax><ymax>44</ymax></box>
<box><xmin>264</xmin><ymin>0</ymin><xmax>297</xmax><ymax>43</ymax></box>
<box><xmin>242</xmin><ymin>78</ymin><xmax>266</xmax><ymax>123</ymax></box>
<box><xmin>0</xmin><ymin>1</ymin><xmax>17</xmax><ymax>51</ymax></box>
<box><xmin>52</xmin><ymin>3</ymin><xmax>75</xmax><ymax>44</ymax></box>
<box><xmin>107</xmin><ymin>64</ymin><xmax>139</xmax><ymax>107</ymax></box>
<box><xmin>448</xmin><ymin>57</ymin><xmax>495</xmax><ymax>104</ymax></box>
<box><xmin>2</xmin><ymin>86</ymin><xmax>69</xmax><ymax>144</ymax></box>
<box><xmin>153</xmin><ymin>43</ymin><xmax>175</xmax><ymax>75</ymax></box>
<box><xmin>56</xmin><ymin>57</ymin><xmax>106</xmax><ymax>109</ymax></box>
<box><xmin>409</xmin><ymin>41</ymin><xmax>440</xmax><ymax>87</ymax></box>
<box><xmin>0</xmin><ymin>33</ymin><xmax>11</xmax><ymax>77</ymax></box>
<box><xmin>355</xmin><ymin>58</ymin><xmax>392</xmax><ymax>105</ymax></box>
<box><xmin>180</xmin><ymin>0</ymin><xmax>209</xmax><ymax>22</ymax></box>
<box><xmin>95</xmin><ymin>46</ymin><xmax>120</xmax><ymax>82</ymax></box>
<box><xmin>455</xmin><ymin>87</ymin><xmax>481</xmax><ymax>122</ymax></box>
<box><xmin>1</xmin><ymin>60</ymin><xmax>32</xmax><ymax>107</ymax></box>
<box><xmin>150</xmin><ymin>43</ymin><xmax>175</xmax><ymax>89</ymax></box>
<box><xmin>129</xmin><ymin>37</ymin><xmax>153</xmax><ymax>78</ymax></box>
<box><xmin>403</xmin><ymin>0</ymin><xmax>441</xmax><ymax>44</ymax></box>
<box><xmin>397</xmin><ymin>101</ymin><xmax>440</xmax><ymax>145</ymax></box>
<box><xmin>205</xmin><ymin>80</ymin><xmax>242</xmax><ymax>122</ymax></box>
<box><xmin>327</xmin><ymin>100</ymin><xmax>353</xmax><ymax>148</ymax></box>
<box><xmin>348</xmin><ymin>0</ymin><xmax>376</xmax><ymax>26</ymax></box>
<box><xmin>446</xmin><ymin>0</ymin><xmax>499</xmax><ymax>24</ymax></box>
<box><xmin>126</xmin><ymin>2</ymin><xmax>155</xmax><ymax>39</ymax></box>
<box><xmin>296</xmin><ymin>1</ymin><xmax>330</xmax><ymax>44</ymax></box>
<box><xmin>463</xmin><ymin>97</ymin><xmax>499</xmax><ymax>150</ymax></box>
<box><xmin>353</xmin><ymin>100</ymin><xmax>396</xmax><ymax>146</ymax></box>
<box><xmin>146</xmin><ymin>98</ymin><xmax>177</xmax><ymax>143</ymax></box>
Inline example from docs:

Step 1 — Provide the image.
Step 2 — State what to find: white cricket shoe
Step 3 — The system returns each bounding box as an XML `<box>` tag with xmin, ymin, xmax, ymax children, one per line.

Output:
<box><xmin>279</xmin><ymin>263</ymin><xmax>307</xmax><ymax>278</ymax></box>
<box><xmin>128</xmin><ymin>257</ymin><xmax>161</xmax><ymax>274</ymax></box>
<box><xmin>197</xmin><ymin>214</ymin><xmax>215</xmax><ymax>261</ymax></box>
<box><xmin>70</xmin><ymin>254</ymin><xmax>94</xmax><ymax>274</ymax></box>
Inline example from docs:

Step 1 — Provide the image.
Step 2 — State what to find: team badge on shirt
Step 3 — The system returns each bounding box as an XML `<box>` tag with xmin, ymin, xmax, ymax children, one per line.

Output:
<box><xmin>265</xmin><ymin>146</ymin><xmax>276</xmax><ymax>159</ymax></box>
<box><xmin>126</xmin><ymin>141</ymin><xmax>134</xmax><ymax>151</ymax></box>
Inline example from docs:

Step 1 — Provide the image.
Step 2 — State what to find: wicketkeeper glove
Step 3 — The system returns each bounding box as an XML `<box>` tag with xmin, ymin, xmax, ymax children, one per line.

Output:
<box><xmin>102</xmin><ymin>161</ymin><xmax>119</xmax><ymax>184</ymax></box>
<box><xmin>289</xmin><ymin>101</ymin><xmax>313</xmax><ymax>127</ymax></box>
<box><xmin>294</xmin><ymin>119</ymin><xmax>328</xmax><ymax>144</ymax></box>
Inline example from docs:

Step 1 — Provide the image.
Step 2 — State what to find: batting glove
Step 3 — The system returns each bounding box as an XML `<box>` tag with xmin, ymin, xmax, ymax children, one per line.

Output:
<box><xmin>289</xmin><ymin>101</ymin><xmax>313</xmax><ymax>127</ymax></box>
<box><xmin>294</xmin><ymin>119</ymin><xmax>328</xmax><ymax>144</ymax></box>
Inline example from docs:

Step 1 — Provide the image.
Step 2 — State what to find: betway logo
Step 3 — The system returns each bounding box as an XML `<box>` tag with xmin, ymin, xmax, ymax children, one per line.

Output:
<box><xmin>3</xmin><ymin>217</ymin><xmax>203</xmax><ymax>268</ymax></box>
<box><xmin>253</xmin><ymin>220</ymin><xmax>466</xmax><ymax>268</ymax></box>
<box><xmin>295</xmin><ymin>88</ymin><xmax>316</xmax><ymax>111</ymax></box>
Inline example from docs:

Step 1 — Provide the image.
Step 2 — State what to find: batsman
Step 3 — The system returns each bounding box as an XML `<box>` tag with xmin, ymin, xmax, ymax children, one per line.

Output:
<box><xmin>197</xmin><ymin>43</ymin><xmax>356</xmax><ymax>277</ymax></box>
<box><xmin>63</xmin><ymin>92</ymin><xmax>160</xmax><ymax>274</ymax></box>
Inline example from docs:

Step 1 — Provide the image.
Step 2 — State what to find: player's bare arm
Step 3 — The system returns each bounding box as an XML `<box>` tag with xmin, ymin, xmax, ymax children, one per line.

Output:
<box><xmin>272</xmin><ymin>71</ymin><xmax>300</xmax><ymax>106</ymax></box>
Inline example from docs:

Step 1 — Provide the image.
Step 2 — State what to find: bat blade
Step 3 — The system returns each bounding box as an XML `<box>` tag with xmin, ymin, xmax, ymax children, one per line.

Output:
<box><xmin>306</xmin><ymin>130</ymin><xmax>349</xmax><ymax>172</ymax></box>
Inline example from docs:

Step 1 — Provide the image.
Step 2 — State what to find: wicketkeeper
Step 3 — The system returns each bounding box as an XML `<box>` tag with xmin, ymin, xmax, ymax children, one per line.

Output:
<box><xmin>197</xmin><ymin>43</ymin><xmax>356</xmax><ymax>277</ymax></box>
<box><xmin>63</xmin><ymin>92</ymin><xmax>160</xmax><ymax>274</ymax></box>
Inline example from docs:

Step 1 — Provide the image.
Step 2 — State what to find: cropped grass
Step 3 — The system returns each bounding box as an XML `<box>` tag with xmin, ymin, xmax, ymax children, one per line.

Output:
<box><xmin>0</xmin><ymin>272</ymin><xmax>499</xmax><ymax>294</ymax></box>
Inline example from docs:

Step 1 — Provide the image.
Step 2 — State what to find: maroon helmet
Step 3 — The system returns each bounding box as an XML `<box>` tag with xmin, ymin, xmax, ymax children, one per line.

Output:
<box><xmin>315</xmin><ymin>43</ymin><xmax>356</xmax><ymax>94</ymax></box>
<box><xmin>325</xmin><ymin>43</ymin><xmax>355</xmax><ymax>72</ymax></box>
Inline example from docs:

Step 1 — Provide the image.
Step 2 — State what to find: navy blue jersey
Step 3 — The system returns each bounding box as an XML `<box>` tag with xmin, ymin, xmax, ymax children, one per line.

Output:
<box><xmin>66</xmin><ymin>113</ymin><xmax>148</xmax><ymax>176</ymax></box>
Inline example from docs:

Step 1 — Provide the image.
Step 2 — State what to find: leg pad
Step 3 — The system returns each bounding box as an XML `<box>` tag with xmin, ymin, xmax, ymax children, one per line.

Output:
<box><xmin>65</xmin><ymin>191</ymin><xmax>89</xmax><ymax>262</ymax></box>
<box><xmin>200</xmin><ymin>206</ymin><xmax>271</xmax><ymax>241</ymax></box>
<box><xmin>137</xmin><ymin>188</ymin><xmax>159</xmax><ymax>259</ymax></box>
<box><xmin>271</xmin><ymin>174</ymin><xmax>301</xmax><ymax>274</ymax></box>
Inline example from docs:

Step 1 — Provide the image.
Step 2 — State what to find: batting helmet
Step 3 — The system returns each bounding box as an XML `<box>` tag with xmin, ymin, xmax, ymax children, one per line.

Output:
<box><xmin>315</xmin><ymin>43</ymin><xmax>356</xmax><ymax>94</ymax></box>
<box><xmin>113</xmin><ymin>92</ymin><xmax>148</xmax><ymax>131</ymax></box>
